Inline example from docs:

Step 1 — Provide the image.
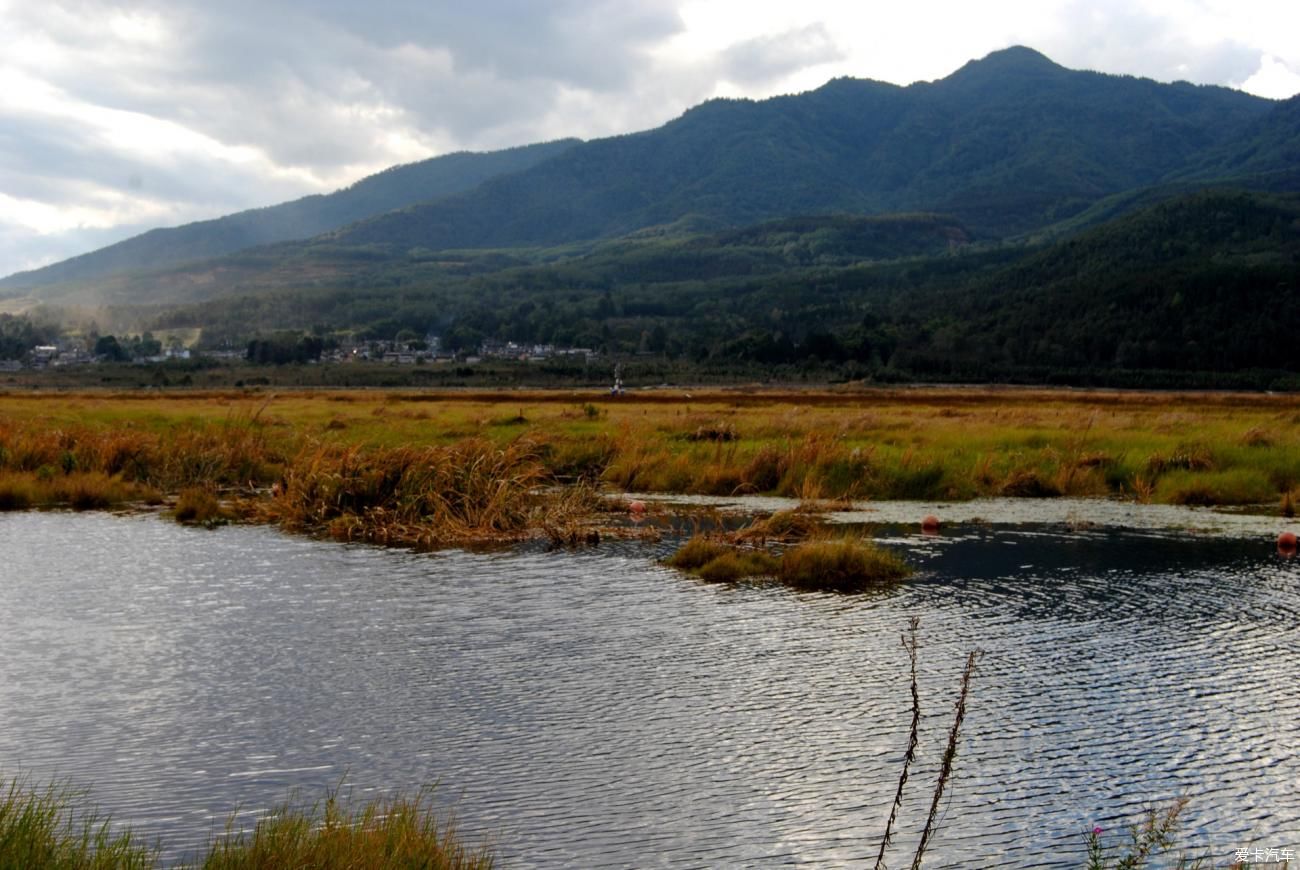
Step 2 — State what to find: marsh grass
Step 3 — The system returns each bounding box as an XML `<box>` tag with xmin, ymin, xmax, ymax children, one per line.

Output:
<box><xmin>777</xmin><ymin>536</ymin><xmax>913</xmax><ymax>592</ymax></box>
<box><xmin>0</xmin><ymin>470</ymin><xmax>157</xmax><ymax>511</ymax></box>
<box><xmin>733</xmin><ymin>508</ymin><xmax>825</xmax><ymax>543</ymax></box>
<box><xmin>201</xmin><ymin>788</ymin><xmax>492</xmax><ymax>870</ymax></box>
<box><xmin>664</xmin><ymin>535</ymin><xmax>734</xmax><ymax>572</ymax></box>
<box><xmin>665</xmin><ymin>532</ymin><xmax>911</xmax><ymax>592</ymax></box>
<box><xmin>0</xmin><ymin>778</ymin><xmax>492</xmax><ymax>870</ymax></box>
<box><xmin>266</xmin><ymin>437</ymin><xmax>592</xmax><ymax>548</ymax></box>
<box><xmin>2</xmin><ymin>387</ymin><xmax>1298</xmax><ymax>538</ymax></box>
<box><xmin>0</xmin><ymin>473</ymin><xmax>36</xmax><ymax>511</ymax></box>
<box><xmin>172</xmin><ymin>488</ymin><xmax>229</xmax><ymax>527</ymax></box>
<box><xmin>0</xmin><ymin>777</ymin><xmax>158</xmax><ymax>870</ymax></box>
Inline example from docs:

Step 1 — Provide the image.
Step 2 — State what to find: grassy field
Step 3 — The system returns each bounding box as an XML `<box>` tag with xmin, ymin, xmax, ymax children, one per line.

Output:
<box><xmin>2</xmin><ymin>385</ymin><xmax>1297</xmax><ymax>516</ymax></box>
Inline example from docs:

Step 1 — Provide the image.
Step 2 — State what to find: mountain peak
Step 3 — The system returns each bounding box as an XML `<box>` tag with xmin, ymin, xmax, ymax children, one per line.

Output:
<box><xmin>946</xmin><ymin>45</ymin><xmax>1065</xmax><ymax>82</ymax></box>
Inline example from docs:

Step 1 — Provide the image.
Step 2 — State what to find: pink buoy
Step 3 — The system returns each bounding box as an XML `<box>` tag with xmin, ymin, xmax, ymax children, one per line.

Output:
<box><xmin>1279</xmin><ymin>530</ymin><xmax>1298</xmax><ymax>557</ymax></box>
<box><xmin>629</xmin><ymin>500</ymin><xmax>646</xmax><ymax>516</ymax></box>
<box><xmin>921</xmin><ymin>514</ymin><xmax>940</xmax><ymax>534</ymax></box>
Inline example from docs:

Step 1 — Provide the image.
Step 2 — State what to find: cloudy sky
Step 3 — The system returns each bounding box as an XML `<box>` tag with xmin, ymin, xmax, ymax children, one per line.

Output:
<box><xmin>3</xmin><ymin>0</ymin><xmax>1298</xmax><ymax>280</ymax></box>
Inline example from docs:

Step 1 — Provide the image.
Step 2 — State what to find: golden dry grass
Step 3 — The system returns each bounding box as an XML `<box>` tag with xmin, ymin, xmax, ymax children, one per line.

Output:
<box><xmin>1</xmin><ymin>386</ymin><xmax>1297</xmax><ymax>531</ymax></box>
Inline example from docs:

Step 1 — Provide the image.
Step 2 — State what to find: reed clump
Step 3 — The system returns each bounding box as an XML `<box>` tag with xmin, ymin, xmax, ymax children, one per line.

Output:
<box><xmin>664</xmin><ymin>535</ymin><xmax>780</xmax><ymax>583</ymax></box>
<box><xmin>0</xmin><ymin>419</ymin><xmax>281</xmax><ymax>495</ymax></box>
<box><xmin>267</xmin><ymin>437</ymin><xmax>589</xmax><ymax>548</ymax></box>
<box><xmin>999</xmin><ymin>468</ymin><xmax>1063</xmax><ymax>498</ymax></box>
<box><xmin>665</xmin><ymin>533</ymin><xmax>911</xmax><ymax>592</ymax></box>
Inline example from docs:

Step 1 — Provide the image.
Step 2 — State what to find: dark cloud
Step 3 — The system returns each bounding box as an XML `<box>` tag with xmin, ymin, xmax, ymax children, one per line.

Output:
<box><xmin>0</xmin><ymin>106</ymin><xmax>313</xmax><ymax>213</ymax></box>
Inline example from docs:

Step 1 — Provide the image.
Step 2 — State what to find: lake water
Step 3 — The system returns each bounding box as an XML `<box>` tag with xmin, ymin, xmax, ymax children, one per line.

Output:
<box><xmin>1</xmin><ymin>509</ymin><xmax>1297</xmax><ymax>867</ymax></box>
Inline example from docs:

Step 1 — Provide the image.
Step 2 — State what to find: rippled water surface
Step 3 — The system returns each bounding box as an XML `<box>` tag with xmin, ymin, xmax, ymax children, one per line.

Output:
<box><xmin>1</xmin><ymin>511</ymin><xmax>1297</xmax><ymax>867</ymax></box>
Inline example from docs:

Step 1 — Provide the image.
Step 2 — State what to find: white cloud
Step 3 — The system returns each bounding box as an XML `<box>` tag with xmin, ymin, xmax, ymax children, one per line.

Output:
<box><xmin>1240</xmin><ymin>55</ymin><xmax>1300</xmax><ymax>99</ymax></box>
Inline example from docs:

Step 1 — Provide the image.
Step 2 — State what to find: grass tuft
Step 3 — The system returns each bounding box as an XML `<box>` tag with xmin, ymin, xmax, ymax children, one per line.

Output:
<box><xmin>0</xmin><ymin>776</ymin><xmax>493</xmax><ymax>870</ymax></box>
<box><xmin>777</xmin><ymin>536</ymin><xmax>912</xmax><ymax>592</ymax></box>
<box><xmin>666</xmin><ymin>533</ymin><xmax>910</xmax><ymax>592</ymax></box>
<box><xmin>0</xmin><ymin>776</ymin><xmax>159</xmax><ymax>869</ymax></box>
<box><xmin>173</xmin><ymin>488</ymin><xmax>229</xmax><ymax>527</ymax></box>
<box><xmin>664</xmin><ymin>535</ymin><xmax>734</xmax><ymax>571</ymax></box>
<box><xmin>695</xmin><ymin>549</ymin><xmax>780</xmax><ymax>582</ymax></box>
<box><xmin>202</xmin><ymin>787</ymin><xmax>492</xmax><ymax>870</ymax></box>
<box><xmin>734</xmin><ymin>508</ymin><xmax>825</xmax><ymax>543</ymax></box>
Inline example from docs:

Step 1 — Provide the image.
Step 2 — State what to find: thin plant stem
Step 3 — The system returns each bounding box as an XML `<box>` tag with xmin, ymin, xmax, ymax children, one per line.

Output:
<box><xmin>874</xmin><ymin>615</ymin><xmax>921</xmax><ymax>870</ymax></box>
<box><xmin>910</xmin><ymin>648</ymin><xmax>981</xmax><ymax>870</ymax></box>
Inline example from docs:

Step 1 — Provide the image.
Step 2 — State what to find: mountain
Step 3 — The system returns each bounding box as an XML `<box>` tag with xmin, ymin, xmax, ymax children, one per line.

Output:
<box><xmin>328</xmin><ymin>46</ymin><xmax>1275</xmax><ymax>251</ymax></box>
<box><xmin>10</xmin><ymin>46</ymin><xmax>1298</xmax><ymax>313</ymax></box>
<box><xmin>0</xmin><ymin>138</ymin><xmax>579</xmax><ymax>291</ymax></box>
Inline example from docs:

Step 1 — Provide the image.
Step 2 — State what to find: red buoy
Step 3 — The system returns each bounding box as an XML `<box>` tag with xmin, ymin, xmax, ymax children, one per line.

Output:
<box><xmin>629</xmin><ymin>499</ymin><xmax>646</xmax><ymax>516</ymax></box>
<box><xmin>1279</xmin><ymin>530</ymin><xmax>1298</xmax><ymax>557</ymax></box>
<box><xmin>921</xmin><ymin>514</ymin><xmax>940</xmax><ymax>534</ymax></box>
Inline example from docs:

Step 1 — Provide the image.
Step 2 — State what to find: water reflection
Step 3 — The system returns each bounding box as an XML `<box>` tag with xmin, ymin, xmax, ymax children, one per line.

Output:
<box><xmin>0</xmin><ymin>511</ymin><xmax>1296</xmax><ymax>868</ymax></box>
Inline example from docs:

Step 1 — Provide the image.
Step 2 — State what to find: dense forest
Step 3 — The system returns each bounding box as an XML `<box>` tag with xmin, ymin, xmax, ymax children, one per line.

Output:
<box><xmin>94</xmin><ymin>190</ymin><xmax>1289</xmax><ymax>389</ymax></box>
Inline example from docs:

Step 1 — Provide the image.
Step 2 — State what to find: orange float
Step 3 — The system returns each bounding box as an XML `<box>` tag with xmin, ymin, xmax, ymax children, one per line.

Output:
<box><xmin>921</xmin><ymin>514</ymin><xmax>940</xmax><ymax>534</ymax></box>
<box><xmin>1279</xmin><ymin>530</ymin><xmax>1298</xmax><ymax>557</ymax></box>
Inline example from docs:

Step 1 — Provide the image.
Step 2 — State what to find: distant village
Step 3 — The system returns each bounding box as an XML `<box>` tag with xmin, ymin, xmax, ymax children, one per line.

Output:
<box><xmin>0</xmin><ymin>332</ymin><xmax>598</xmax><ymax>371</ymax></box>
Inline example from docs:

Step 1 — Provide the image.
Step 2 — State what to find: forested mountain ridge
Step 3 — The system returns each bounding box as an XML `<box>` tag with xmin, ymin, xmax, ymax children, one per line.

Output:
<box><xmin>329</xmin><ymin>46</ymin><xmax>1276</xmax><ymax>252</ymax></box>
<box><xmin>9</xmin><ymin>47</ymin><xmax>1294</xmax><ymax>309</ymax></box>
<box><xmin>0</xmin><ymin>139</ymin><xmax>579</xmax><ymax>292</ymax></box>
<box><xmin>6</xmin><ymin>47</ymin><xmax>1300</xmax><ymax>390</ymax></box>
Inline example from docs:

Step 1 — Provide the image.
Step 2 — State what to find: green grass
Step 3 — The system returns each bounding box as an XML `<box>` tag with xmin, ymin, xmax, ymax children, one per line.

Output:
<box><xmin>777</xmin><ymin>536</ymin><xmax>913</xmax><ymax>592</ymax></box>
<box><xmin>665</xmin><ymin>533</ymin><xmax>912</xmax><ymax>592</ymax></box>
<box><xmin>3</xmin><ymin>387</ymin><xmax>1299</xmax><ymax>534</ymax></box>
<box><xmin>0</xmin><ymin>777</ymin><xmax>492</xmax><ymax>870</ymax></box>
<box><xmin>200</xmin><ymin>788</ymin><xmax>492</xmax><ymax>870</ymax></box>
<box><xmin>0</xmin><ymin>777</ymin><xmax>158</xmax><ymax>870</ymax></box>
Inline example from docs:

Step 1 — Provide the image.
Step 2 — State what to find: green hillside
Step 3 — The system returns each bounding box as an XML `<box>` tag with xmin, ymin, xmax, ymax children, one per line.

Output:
<box><xmin>127</xmin><ymin>189</ymin><xmax>1297</xmax><ymax>388</ymax></box>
